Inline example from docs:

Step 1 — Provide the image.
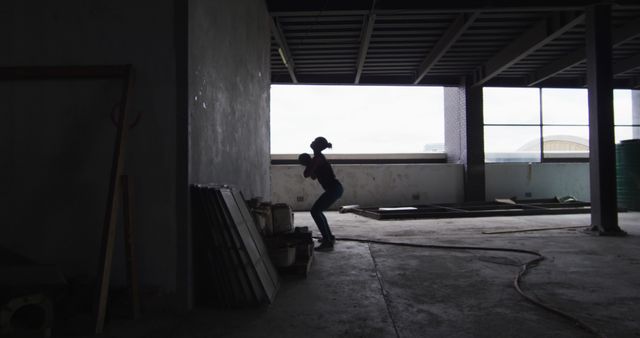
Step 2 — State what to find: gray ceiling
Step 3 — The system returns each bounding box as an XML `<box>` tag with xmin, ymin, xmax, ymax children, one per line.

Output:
<box><xmin>267</xmin><ymin>0</ymin><xmax>640</xmax><ymax>88</ymax></box>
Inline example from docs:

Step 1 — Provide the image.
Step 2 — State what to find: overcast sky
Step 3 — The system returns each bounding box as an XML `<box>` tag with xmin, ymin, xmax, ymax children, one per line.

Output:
<box><xmin>270</xmin><ymin>85</ymin><xmax>633</xmax><ymax>154</ymax></box>
<box><xmin>270</xmin><ymin>85</ymin><xmax>444</xmax><ymax>154</ymax></box>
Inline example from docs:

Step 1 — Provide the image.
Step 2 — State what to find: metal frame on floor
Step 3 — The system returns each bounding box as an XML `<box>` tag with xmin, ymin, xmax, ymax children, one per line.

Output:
<box><xmin>343</xmin><ymin>198</ymin><xmax>597</xmax><ymax>220</ymax></box>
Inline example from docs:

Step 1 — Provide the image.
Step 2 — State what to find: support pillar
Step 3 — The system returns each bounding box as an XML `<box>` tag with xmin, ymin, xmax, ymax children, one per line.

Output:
<box><xmin>444</xmin><ymin>81</ymin><xmax>485</xmax><ymax>201</ymax></box>
<box><xmin>586</xmin><ymin>4</ymin><xmax>624</xmax><ymax>235</ymax></box>
<box><xmin>632</xmin><ymin>90</ymin><xmax>640</xmax><ymax>139</ymax></box>
<box><xmin>176</xmin><ymin>0</ymin><xmax>193</xmax><ymax>312</ymax></box>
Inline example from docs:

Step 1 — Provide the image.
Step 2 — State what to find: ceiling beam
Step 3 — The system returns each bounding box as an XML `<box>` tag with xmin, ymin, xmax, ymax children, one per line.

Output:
<box><xmin>268</xmin><ymin>0</ymin><xmax>640</xmax><ymax>17</ymax></box>
<box><xmin>528</xmin><ymin>16</ymin><xmax>640</xmax><ymax>86</ymax></box>
<box><xmin>355</xmin><ymin>14</ymin><xmax>376</xmax><ymax>84</ymax></box>
<box><xmin>472</xmin><ymin>12</ymin><xmax>584</xmax><ymax>86</ymax></box>
<box><xmin>413</xmin><ymin>12</ymin><xmax>479</xmax><ymax>84</ymax></box>
<box><xmin>270</xmin><ymin>17</ymin><xmax>298</xmax><ymax>83</ymax></box>
<box><xmin>614</xmin><ymin>53</ymin><xmax>640</xmax><ymax>75</ymax></box>
<box><xmin>272</xmin><ymin>73</ymin><xmax>462</xmax><ymax>85</ymax></box>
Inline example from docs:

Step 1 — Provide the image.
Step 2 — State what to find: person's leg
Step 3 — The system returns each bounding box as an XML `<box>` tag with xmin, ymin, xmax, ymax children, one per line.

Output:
<box><xmin>322</xmin><ymin>184</ymin><xmax>343</xmax><ymax>242</ymax></box>
<box><xmin>316</xmin><ymin>212</ymin><xmax>334</xmax><ymax>243</ymax></box>
<box><xmin>312</xmin><ymin>185</ymin><xmax>344</xmax><ymax>248</ymax></box>
<box><xmin>310</xmin><ymin>192</ymin><xmax>332</xmax><ymax>240</ymax></box>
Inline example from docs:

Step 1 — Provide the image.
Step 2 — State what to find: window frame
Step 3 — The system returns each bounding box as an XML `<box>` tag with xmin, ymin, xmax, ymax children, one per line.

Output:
<box><xmin>483</xmin><ymin>87</ymin><xmax>638</xmax><ymax>163</ymax></box>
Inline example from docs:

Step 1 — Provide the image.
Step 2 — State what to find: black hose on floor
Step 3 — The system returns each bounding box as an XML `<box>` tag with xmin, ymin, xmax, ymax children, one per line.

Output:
<box><xmin>323</xmin><ymin>236</ymin><xmax>607</xmax><ymax>338</ymax></box>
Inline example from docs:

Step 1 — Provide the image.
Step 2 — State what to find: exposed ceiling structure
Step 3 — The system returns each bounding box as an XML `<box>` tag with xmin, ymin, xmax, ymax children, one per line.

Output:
<box><xmin>267</xmin><ymin>0</ymin><xmax>640</xmax><ymax>88</ymax></box>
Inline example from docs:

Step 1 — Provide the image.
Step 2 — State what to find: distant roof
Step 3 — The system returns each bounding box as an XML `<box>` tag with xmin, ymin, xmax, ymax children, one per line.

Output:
<box><xmin>518</xmin><ymin>134</ymin><xmax>589</xmax><ymax>151</ymax></box>
<box><xmin>267</xmin><ymin>0</ymin><xmax>640</xmax><ymax>88</ymax></box>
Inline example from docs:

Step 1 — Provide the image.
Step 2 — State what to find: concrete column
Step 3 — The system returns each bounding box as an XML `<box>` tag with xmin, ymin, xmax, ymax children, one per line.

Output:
<box><xmin>444</xmin><ymin>87</ymin><xmax>464</xmax><ymax>163</ymax></box>
<box><xmin>632</xmin><ymin>90</ymin><xmax>640</xmax><ymax>139</ymax></box>
<box><xmin>175</xmin><ymin>0</ymin><xmax>191</xmax><ymax>312</ymax></box>
<box><xmin>465</xmin><ymin>84</ymin><xmax>485</xmax><ymax>201</ymax></box>
<box><xmin>186</xmin><ymin>0</ymin><xmax>272</xmax><ymax>309</ymax></box>
<box><xmin>586</xmin><ymin>4</ymin><xmax>624</xmax><ymax>234</ymax></box>
<box><xmin>444</xmin><ymin>82</ymin><xmax>485</xmax><ymax>201</ymax></box>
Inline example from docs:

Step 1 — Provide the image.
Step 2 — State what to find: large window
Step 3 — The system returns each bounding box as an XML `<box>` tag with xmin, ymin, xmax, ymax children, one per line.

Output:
<box><xmin>270</xmin><ymin>85</ymin><xmax>444</xmax><ymax>154</ymax></box>
<box><xmin>614</xmin><ymin>90</ymin><xmax>640</xmax><ymax>143</ymax></box>
<box><xmin>541</xmin><ymin>88</ymin><xmax>589</xmax><ymax>160</ymax></box>
<box><xmin>484</xmin><ymin>88</ymin><xmax>541</xmax><ymax>162</ymax></box>
<box><xmin>484</xmin><ymin>88</ymin><xmax>635</xmax><ymax>162</ymax></box>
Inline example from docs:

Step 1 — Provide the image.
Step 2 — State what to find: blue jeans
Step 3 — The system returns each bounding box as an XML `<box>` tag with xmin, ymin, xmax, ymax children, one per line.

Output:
<box><xmin>310</xmin><ymin>183</ymin><xmax>343</xmax><ymax>241</ymax></box>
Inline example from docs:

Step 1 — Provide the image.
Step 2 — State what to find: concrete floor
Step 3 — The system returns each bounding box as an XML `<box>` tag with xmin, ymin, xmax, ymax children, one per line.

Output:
<box><xmin>105</xmin><ymin>212</ymin><xmax>640</xmax><ymax>338</ymax></box>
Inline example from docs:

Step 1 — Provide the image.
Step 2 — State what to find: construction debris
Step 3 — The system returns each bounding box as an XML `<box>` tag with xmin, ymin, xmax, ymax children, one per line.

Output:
<box><xmin>342</xmin><ymin>198</ymin><xmax>600</xmax><ymax>220</ymax></box>
<box><xmin>264</xmin><ymin>227</ymin><xmax>314</xmax><ymax>277</ymax></box>
<box><xmin>252</xmin><ymin>203</ymin><xmax>314</xmax><ymax>277</ymax></box>
<box><xmin>191</xmin><ymin>185</ymin><xmax>279</xmax><ymax>307</ymax></box>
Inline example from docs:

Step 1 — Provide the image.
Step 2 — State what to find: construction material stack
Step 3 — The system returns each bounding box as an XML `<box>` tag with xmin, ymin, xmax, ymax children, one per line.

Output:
<box><xmin>251</xmin><ymin>203</ymin><xmax>314</xmax><ymax>277</ymax></box>
<box><xmin>191</xmin><ymin>185</ymin><xmax>279</xmax><ymax>307</ymax></box>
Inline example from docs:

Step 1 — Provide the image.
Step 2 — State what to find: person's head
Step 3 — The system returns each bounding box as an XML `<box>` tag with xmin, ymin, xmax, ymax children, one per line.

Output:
<box><xmin>310</xmin><ymin>136</ymin><xmax>332</xmax><ymax>153</ymax></box>
<box><xmin>298</xmin><ymin>153</ymin><xmax>312</xmax><ymax>166</ymax></box>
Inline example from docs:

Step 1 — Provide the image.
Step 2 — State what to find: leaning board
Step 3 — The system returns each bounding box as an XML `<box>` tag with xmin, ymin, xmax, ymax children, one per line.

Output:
<box><xmin>219</xmin><ymin>188</ymin><xmax>279</xmax><ymax>303</ymax></box>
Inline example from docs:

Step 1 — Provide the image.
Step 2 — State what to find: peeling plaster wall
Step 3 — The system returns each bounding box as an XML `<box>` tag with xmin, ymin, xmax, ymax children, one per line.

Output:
<box><xmin>188</xmin><ymin>0</ymin><xmax>271</xmax><ymax>200</ymax></box>
<box><xmin>485</xmin><ymin>163</ymin><xmax>590</xmax><ymax>201</ymax></box>
<box><xmin>272</xmin><ymin>163</ymin><xmax>590</xmax><ymax>210</ymax></box>
<box><xmin>271</xmin><ymin>164</ymin><xmax>465</xmax><ymax>210</ymax></box>
<box><xmin>1</xmin><ymin>0</ymin><xmax>177</xmax><ymax>291</ymax></box>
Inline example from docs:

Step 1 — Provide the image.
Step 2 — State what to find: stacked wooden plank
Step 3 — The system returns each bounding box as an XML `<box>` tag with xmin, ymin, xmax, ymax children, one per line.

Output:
<box><xmin>191</xmin><ymin>185</ymin><xmax>279</xmax><ymax>307</ymax></box>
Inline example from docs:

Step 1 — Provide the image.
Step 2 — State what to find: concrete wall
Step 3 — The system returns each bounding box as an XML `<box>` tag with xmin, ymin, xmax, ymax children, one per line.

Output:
<box><xmin>188</xmin><ymin>0</ymin><xmax>271</xmax><ymax>200</ymax></box>
<box><xmin>271</xmin><ymin>164</ymin><xmax>465</xmax><ymax>210</ymax></box>
<box><xmin>272</xmin><ymin>163</ymin><xmax>590</xmax><ymax>210</ymax></box>
<box><xmin>1</xmin><ymin>1</ymin><xmax>178</xmax><ymax>291</ymax></box>
<box><xmin>485</xmin><ymin>163</ymin><xmax>590</xmax><ymax>201</ymax></box>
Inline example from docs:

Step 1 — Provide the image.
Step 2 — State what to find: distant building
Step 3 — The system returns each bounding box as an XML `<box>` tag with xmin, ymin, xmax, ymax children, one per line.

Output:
<box><xmin>518</xmin><ymin>135</ymin><xmax>589</xmax><ymax>151</ymax></box>
<box><xmin>423</xmin><ymin>143</ymin><xmax>445</xmax><ymax>152</ymax></box>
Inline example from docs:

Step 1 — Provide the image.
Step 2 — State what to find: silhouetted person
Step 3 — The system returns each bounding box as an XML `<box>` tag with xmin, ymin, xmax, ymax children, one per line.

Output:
<box><xmin>300</xmin><ymin>137</ymin><xmax>343</xmax><ymax>251</ymax></box>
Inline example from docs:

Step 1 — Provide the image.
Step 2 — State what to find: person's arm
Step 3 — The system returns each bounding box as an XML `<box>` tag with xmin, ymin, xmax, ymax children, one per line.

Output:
<box><xmin>303</xmin><ymin>168</ymin><xmax>316</xmax><ymax>179</ymax></box>
<box><xmin>304</xmin><ymin>156</ymin><xmax>322</xmax><ymax>179</ymax></box>
<box><xmin>303</xmin><ymin>165</ymin><xmax>317</xmax><ymax>179</ymax></box>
